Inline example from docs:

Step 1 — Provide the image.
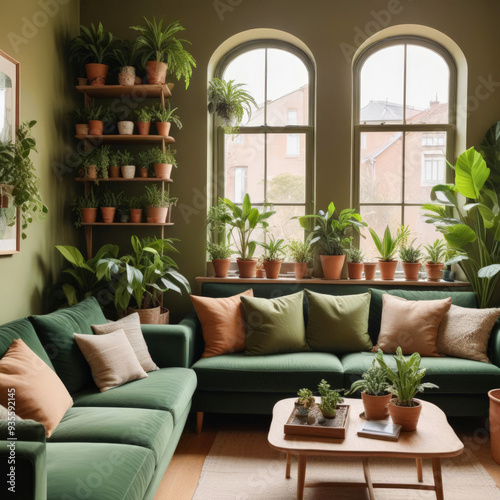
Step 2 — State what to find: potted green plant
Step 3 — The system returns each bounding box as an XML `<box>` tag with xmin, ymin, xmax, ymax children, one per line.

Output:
<box><xmin>375</xmin><ymin>348</ymin><xmax>439</xmax><ymax>431</ymax></box>
<box><xmin>95</xmin><ymin>146</ymin><xmax>110</xmax><ymax>179</ymax></box>
<box><xmin>108</xmin><ymin>151</ymin><xmax>121</xmax><ymax>178</ymax></box>
<box><xmin>208</xmin><ymin>78</ymin><xmax>257</xmax><ymax>134</ymax></box>
<box><xmin>149</xmin><ymin>146</ymin><xmax>176</xmax><ymax>179</ymax></box>
<box><xmin>206</xmin><ymin>202</ymin><xmax>233</xmax><ymax>278</ymax></box>
<box><xmin>99</xmin><ymin>189</ymin><xmax>124</xmax><ymax>223</ymax></box>
<box><xmin>130</xmin><ymin>17</ymin><xmax>196</xmax><ymax>87</ymax></box>
<box><xmin>369</xmin><ymin>225</ymin><xmax>405</xmax><ymax>280</ymax></box>
<box><xmin>259</xmin><ymin>236</ymin><xmax>287</xmax><ymax>279</ymax></box>
<box><xmin>298</xmin><ymin>202</ymin><xmax>367</xmax><ymax>280</ymax></box>
<box><xmin>287</xmin><ymin>239</ymin><xmax>313</xmax><ymax>279</ymax></box>
<box><xmin>117</xmin><ymin>107</ymin><xmax>134</xmax><ymax>135</ymax></box>
<box><xmin>317</xmin><ymin>379</ymin><xmax>344</xmax><ymax>419</ymax></box>
<box><xmin>112</xmin><ymin>39</ymin><xmax>138</xmax><ymax>86</ymax></box>
<box><xmin>73</xmin><ymin>106</ymin><xmax>90</xmax><ymax>135</ymax></box>
<box><xmin>399</xmin><ymin>237</ymin><xmax>423</xmax><ymax>281</ymax></box>
<box><xmin>128</xmin><ymin>195</ymin><xmax>144</xmax><ymax>223</ymax></box>
<box><xmin>423</xmin><ymin>239</ymin><xmax>446</xmax><ymax>281</ymax></box>
<box><xmin>345</xmin><ymin>359</ymin><xmax>391</xmax><ymax>420</ymax></box>
<box><xmin>135</xmin><ymin>106</ymin><xmax>153</xmax><ymax>135</ymax></box>
<box><xmin>296</xmin><ymin>388</ymin><xmax>316</xmax><ymax>417</ymax></box>
<box><xmin>72</xmin><ymin>192</ymin><xmax>99</xmax><ymax>227</ymax></box>
<box><xmin>118</xmin><ymin>150</ymin><xmax>136</xmax><ymax>179</ymax></box>
<box><xmin>82</xmin><ymin>153</ymin><xmax>97</xmax><ymax>180</ymax></box>
<box><xmin>69</xmin><ymin>22</ymin><xmax>119</xmax><ymax>85</ymax></box>
<box><xmin>152</xmin><ymin>102</ymin><xmax>182</xmax><ymax>136</ymax></box>
<box><xmin>136</xmin><ymin>150</ymin><xmax>152</xmax><ymax>178</ymax></box>
<box><xmin>144</xmin><ymin>184</ymin><xmax>177</xmax><ymax>223</ymax></box>
<box><xmin>220</xmin><ymin>194</ymin><xmax>275</xmax><ymax>278</ymax></box>
<box><xmin>86</xmin><ymin>104</ymin><xmax>106</xmax><ymax>135</ymax></box>
<box><xmin>347</xmin><ymin>247</ymin><xmax>364</xmax><ymax>279</ymax></box>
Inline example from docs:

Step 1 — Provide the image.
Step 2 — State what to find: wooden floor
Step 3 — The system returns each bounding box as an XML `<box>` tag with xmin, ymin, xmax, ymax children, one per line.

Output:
<box><xmin>154</xmin><ymin>413</ymin><xmax>500</xmax><ymax>500</ymax></box>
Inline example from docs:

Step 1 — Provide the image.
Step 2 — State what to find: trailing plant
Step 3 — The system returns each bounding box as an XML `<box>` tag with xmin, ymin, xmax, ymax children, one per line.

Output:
<box><xmin>95</xmin><ymin>146</ymin><xmax>110</xmax><ymax>178</ymax></box>
<box><xmin>112</xmin><ymin>39</ymin><xmax>138</xmax><ymax>69</ymax></box>
<box><xmin>207</xmin><ymin>242</ymin><xmax>232</xmax><ymax>260</ymax></box>
<box><xmin>347</xmin><ymin>247</ymin><xmax>364</xmax><ymax>263</ymax></box>
<box><xmin>135</xmin><ymin>106</ymin><xmax>153</xmax><ymax>122</ymax></box>
<box><xmin>128</xmin><ymin>195</ymin><xmax>144</xmax><ymax>210</ymax></box>
<box><xmin>345</xmin><ymin>359</ymin><xmax>390</xmax><ymax>396</ymax></box>
<box><xmin>130</xmin><ymin>17</ymin><xmax>196</xmax><ymax>88</ymax></box>
<box><xmin>69</xmin><ymin>22</ymin><xmax>120</xmax><ymax>66</ymax></box>
<box><xmin>424</xmin><ymin>239</ymin><xmax>446</xmax><ymax>264</ymax></box>
<box><xmin>287</xmin><ymin>239</ymin><xmax>313</xmax><ymax>263</ymax></box>
<box><xmin>369</xmin><ymin>225</ymin><xmax>405</xmax><ymax>261</ymax></box>
<box><xmin>100</xmin><ymin>189</ymin><xmax>124</xmax><ymax>208</ymax></box>
<box><xmin>375</xmin><ymin>348</ymin><xmax>439</xmax><ymax>407</ymax></box>
<box><xmin>206</xmin><ymin>201</ymin><xmax>232</xmax><ymax>260</ymax></box>
<box><xmin>117</xmin><ymin>150</ymin><xmax>135</xmax><ymax>167</ymax></box>
<box><xmin>151</xmin><ymin>102</ymin><xmax>182</xmax><ymax>129</ymax></box>
<box><xmin>317</xmin><ymin>379</ymin><xmax>344</xmax><ymax>416</ymax></box>
<box><xmin>149</xmin><ymin>146</ymin><xmax>177</xmax><ymax>166</ymax></box>
<box><xmin>296</xmin><ymin>388</ymin><xmax>315</xmax><ymax>409</ymax></box>
<box><xmin>144</xmin><ymin>184</ymin><xmax>178</xmax><ymax>208</ymax></box>
<box><xmin>72</xmin><ymin>192</ymin><xmax>99</xmax><ymax>228</ymax></box>
<box><xmin>259</xmin><ymin>235</ymin><xmax>287</xmax><ymax>261</ymax></box>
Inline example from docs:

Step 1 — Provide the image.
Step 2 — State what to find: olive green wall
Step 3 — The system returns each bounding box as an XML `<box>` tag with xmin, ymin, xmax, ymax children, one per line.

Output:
<box><xmin>0</xmin><ymin>0</ymin><xmax>80</xmax><ymax>323</ymax></box>
<box><xmin>80</xmin><ymin>0</ymin><xmax>500</xmax><ymax>318</ymax></box>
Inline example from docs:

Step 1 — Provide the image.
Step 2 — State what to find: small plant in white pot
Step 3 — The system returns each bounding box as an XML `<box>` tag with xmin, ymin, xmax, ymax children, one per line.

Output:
<box><xmin>118</xmin><ymin>150</ymin><xmax>136</xmax><ymax>178</ymax></box>
<box><xmin>117</xmin><ymin>107</ymin><xmax>134</xmax><ymax>135</ymax></box>
<box><xmin>424</xmin><ymin>239</ymin><xmax>446</xmax><ymax>281</ymax></box>
<box><xmin>112</xmin><ymin>39</ymin><xmax>137</xmax><ymax>86</ymax></box>
<box><xmin>259</xmin><ymin>236</ymin><xmax>287</xmax><ymax>279</ymax></box>
<box><xmin>287</xmin><ymin>239</ymin><xmax>313</xmax><ymax>279</ymax></box>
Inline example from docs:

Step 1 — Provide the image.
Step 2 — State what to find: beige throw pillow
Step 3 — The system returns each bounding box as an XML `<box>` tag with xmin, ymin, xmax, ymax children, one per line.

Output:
<box><xmin>437</xmin><ymin>305</ymin><xmax>500</xmax><ymax>363</ymax></box>
<box><xmin>74</xmin><ymin>329</ymin><xmax>148</xmax><ymax>392</ymax></box>
<box><xmin>92</xmin><ymin>313</ymin><xmax>158</xmax><ymax>372</ymax></box>
<box><xmin>374</xmin><ymin>294</ymin><xmax>452</xmax><ymax>357</ymax></box>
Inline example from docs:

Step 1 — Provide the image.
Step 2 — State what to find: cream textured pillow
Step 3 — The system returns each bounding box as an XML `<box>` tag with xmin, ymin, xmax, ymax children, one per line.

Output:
<box><xmin>0</xmin><ymin>339</ymin><xmax>73</xmax><ymax>437</ymax></box>
<box><xmin>437</xmin><ymin>305</ymin><xmax>500</xmax><ymax>363</ymax></box>
<box><xmin>92</xmin><ymin>313</ymin><xmax>158</xmax><ymax>372</ymax></box>
<box><xmin>374</xmin><ymin>294</ymin><xmax>452</xmax><ymax>356</ymax></box>
<box><xmin>74</xmin><ymin>329</ymin><xmax>148</xmax><ymax>392</ymax></box>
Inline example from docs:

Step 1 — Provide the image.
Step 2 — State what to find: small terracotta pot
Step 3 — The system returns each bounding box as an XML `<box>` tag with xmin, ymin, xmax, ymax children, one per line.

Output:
<box><xmin>121</xmin><ymin>165</ymin><xmax>136</xmax><ymax>179</ymax></box>
<box><xmin>425</xmin><ymin>263</ymin><xmax>444</xmax><ymax>281</ymax></box>
<box><xmin>85</xmin><ymin>63</ymin><xmax>109</xmax><ymax>85</ymax></box>
<box><xmin>362</xmin><ymin>392</ymin><xmax>392</xmax><ymax>420</ymax></box>
<box><xmin>154</xmin><ymin>163</ymin><xmax>173</xmax><ymax>179</ymax></box>
<box><xmin>212</xmin><ymin>259</ymin><xmax>231</xmax><ymax>278</ymax></box>
<box><xmin>402</xmin><ymin>262</ymin><xmax>421</xmax><ymax>280</ymax></box>
<box><xmin>348</xmin><ymin>262</ymin><xmax>363</xmax><ymax>279</ymax></box>
<box><xmin>364</xmin><ymin>262</ymin><xmax>377</xmax><ymax>280</ymax></box>
<box><xmin>75</xmin><ymin>123</ymin><xmax>89</xmax><ymax>135</ymax></box>
<box><xmin>237</xmin><ymin>259</ymin><xmax>257</xmax><ymax>278</ymax></box>
<box><xmin>88</xmin><ymin>120</ymin><xmax>103</xmax><ymax>135</ymax></box>
<box><xmin>86</xmin><ymin>165</ymin><xmax>97</xmax><ymax>179</ymax></box>
<box><xmin>100</xmin><ymin>207</ymin><xmax>116</xmax><ymax>223</ymax></box>
<box><xmin>138</xmin><ymin>167</ymin><xmax>148</xmax><ymax>178</ymax></box>
<box><xmin>108</xmin><ymin>165</ymin><xmax>120</xmax><ymax>178</ymax></box>
<box><xmin>388</xmin><ymin>399</ymin><xmax>422</xmax><ymax>432</ymax></box>
<box><xmin>129</xmin><ymin>208</ymin><xmax>143</xmax><ymax>223</ymax></box>
<box><xmin>118</xmin><ymin>66</ymin><xmax>135</xmax><ymax>86</ymax></box>
<box><xmin>156</xmin><ymin>121</ymin><xmax>171</xmax><ymax>137</ymax></box>
<box><xmin>263</xmin><ymin>260</ymin><xmax>282</xmax><ymax>279</ymax></box>
<box><xmin>117</xmin><ymin>121</ymin><xmax>134</xmax><ymax>135</ymax></box>
<box><xmin>146</xmin><ymin>206</ymin><xmax>168</xmax><ymax>223</ymax></box>
<box><xmin>379</xmin><ymin>260</ymin><xmax>398</xmax><ymax>280</ymax></box>
<box><xmin>80</xmin><ymin>208</ymin><xmax>97</xmax><ymax>224</ymax></box>
<box><xmin>145</xmin><ymin>61</ymin><xmax>168</xmax><ymax>84</ymax></box>
<box><xmin>294</xmin><ymin>262</ymin><xmax>308</xmax><ymax>279</ymax></box>
<box><xmin>320</xmin><ymin>255</ymin><xmax>345</xmax><ymax>280</ymax></box>
<box><xmin>137</xmin><ymin>122</ymin><xmax>151</xmax><ymax>135</ymax></box>
<box><xmin>489</xmin><ymin>389</ymin><xmax>500</xmax><ymax>464</ymax></box>
<box><xmin>129</xmin><ymin>306</ymin><xmax>161</xmax><ymax>325</ymax></box>
<box><xmin>256</xmin><ymin>269</ymin><xmax>264</xmax><ymax>278</ymax></box>
<box><xmin>77</xmin><ymin>77</ymin><xmax>88</xmax><ymax>86</ymax></box>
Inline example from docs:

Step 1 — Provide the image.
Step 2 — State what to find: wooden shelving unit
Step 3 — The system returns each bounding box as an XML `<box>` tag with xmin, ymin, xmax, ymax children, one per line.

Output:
<box><xmin>76</xmin><ymin>83</ymin><xmax>173</xmax><ymax>99</ymax></box>
<box><xmin>75</xmin><ymin>134</ymin><xmax>175</xmax><ymax>144</ymax></box>
<box><xmin>75</xmin><ymin>177</ymin><xmax>173</xmax><ymax>183</ymax></box>
<box><xmin>82</xmin><ymin>222</ymin><xmax>174</xmax><ymax>226</ymax></box>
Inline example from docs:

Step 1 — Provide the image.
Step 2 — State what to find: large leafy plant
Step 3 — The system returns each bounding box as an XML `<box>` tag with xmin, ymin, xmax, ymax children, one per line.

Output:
<box><xmin>69</xmin><ymin>22</ymin><xmax>119</xmax><ymax>65</ymax></box>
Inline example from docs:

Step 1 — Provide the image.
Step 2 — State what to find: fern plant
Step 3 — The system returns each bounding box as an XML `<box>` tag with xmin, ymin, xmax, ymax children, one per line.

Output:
<box><xmin>345</xmin><ymin>359</ymin><xmax>390</xmax><ymax>396</ymax></box>
<box><xmin>144</xmin><ymin>185</ymin><xmax>178</xmax><ymax>208</ymax></box>
<box><xmin>151</xmin><ymin>102</ymin><xmax>183</xmax><ymax>129</ymax></box>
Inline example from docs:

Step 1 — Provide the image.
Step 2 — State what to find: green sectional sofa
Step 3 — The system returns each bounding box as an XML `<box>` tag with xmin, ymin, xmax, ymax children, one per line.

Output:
<box><xmin>186</xmin><ymin>282</ymin><xmax>500</xmax><ymax>420</ymax></box>
<box><xmin>0</xmin><ymin>297</ymin><xmax>196</xmax><ymax>500</ymax></box>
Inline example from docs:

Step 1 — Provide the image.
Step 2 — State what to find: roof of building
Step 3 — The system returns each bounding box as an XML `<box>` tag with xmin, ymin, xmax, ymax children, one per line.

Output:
<box><xmin>360</xmin><ymin>100</ymin><xmax>422</xmax><ymax>123</ymax></box>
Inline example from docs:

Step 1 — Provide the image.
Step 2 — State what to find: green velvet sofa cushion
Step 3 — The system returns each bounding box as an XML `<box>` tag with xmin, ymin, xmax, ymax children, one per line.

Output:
<box><xmin>48</xmin><ymin>407</ymin><xmax>173</xmax><ymax>465</ymax></box>
<box><xmin>368</xmin><ymin>288</ymin><xmax>477</xmax><ymax>344</ymax></box>
<box><xmin>305</xmin><ymin>290</ymin><xmax>372</xmax><ymax>353</ymax></box>
<box><xmin>46</xmin><ymin>442</ymin><xmax>155</xmax><ymax>500</ymax></box>
<box><xmin>342</xmin><ymin>351</ymin><xmax>500</xmax><ymax>394</ymax></box>
<box><xmin>192</xmin><ymin>352</ymin><xmax>344</xmax><ymax>392</ymax></box>
<box><xmin>29</xmin><ymin>297</ymin><xmax>107</xmax><ymax>394</ymax></box>
<box><xmin>72</xmin><ymin>367</ymin><xmax>197</xmax><ymax>424</ymax></box>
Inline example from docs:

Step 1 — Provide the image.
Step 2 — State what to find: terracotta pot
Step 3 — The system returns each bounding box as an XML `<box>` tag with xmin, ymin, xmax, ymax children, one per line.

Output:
<box><xmin>86</xmin><ymin>165</ymin><xmax>97</xmax><ymax>179</ymax></box>
<box><xmin>159</xmin><ymin>307</ymin><xmax>170</xmax><ymax>325</ymax></box>
<box><xmin>85</xmin><ymin>63</ymin><xmax>109</xmax><ymax>85</ymax></box>
<box><xmin>146</xmin><ymin>206</ymin><xmax>168</xmax><ymax>223</ymax></box>
<box><xmin>256</xmin><ymin>269</ymin><xmax>264</xmax><ymax>278</ymax></box>
<box><xmin>145</xmin><ymin>61</ymin><xmax>168</xmax><ymax>84</ymax></box>
<box><xmin>80</xmin><ymin>208</ymin><xmax>97</xmax><ymax>224</ymax></box>
<box><xmin>100</xmin><ymin>207</ymin><xmax>116</xmax><ymax>223</ymax></box>
<box><xmin>212</xmin><ymin>258</ymin><xmax>231</xmax><ymax>278</ymax></box>
<box><xmin>489</xmin><ymin>389</ymin><xmax>500</xmax><ymax>464</ymax></box>
<box><xmin>121</xmin><ymin>165</ymin><xmax>136</xmax><ymax>179</ymax></box>
<box><xmin>118</xmin><ymin>66</ymin><xmax>135</xmax><ymax>86</ymax></box>
<box><xmin>425</xmin><ymin>263</ymin><xmax>444</xmax><ymax>281</ymax></box>
<box><xmin>129</xmin><ymin>208</ymin><xmax>143</xmax><ymax>223</ymax></box>
<box><xmin>263</xmin><ymin>260</ymin><xmax>282</xmax><ymax>279</ymax></box>
<box><xmin>388</xmin><ymin>399</ymin><xmax>422</xmax><ymax>432</ymax></box>
<box><xmin>109</xmin><ymin>165</ymin><xmax>120</xmax><ymax>178</ymax></box>
<box><xmin>294</xmin><ymin>262</ymin><xmax>308</xmax><ymax>279</ymax></box>
<box><xmin>134</xmin><ymin>76</ymin><xmax>143</xmax><ymax>85</ymax></box>
<box><xmin>75</xmin><ymin>123</ymin><xmax>89</xmax><ymax>135</ymax></box>
<box><xmin>362</xmin><ymin>392</ymin><xmax>392</xmax><ymax>420</ymax></box>
<box><xmin>117</xmin><ymin>121</ymin><xmax>134</xmax><ymax>135</ymax></box>
<box><xmin>88</xmin><ymin>120</ymin><xmax>103</xmax><ymax>135</ymax></box>
<box><xmin>402</xmin><ymin>262</ymin><xmax>421</xmax><ymax>280</ymax></box>
<box><xmin>129</xmin><ymin>306</ymin><xmax>161</xmax><ymax>325</ymax></box>
<box><xmin>137</xmin><ymin>122</ymin><xmax>151</xmax><ymax>135</ymax></box>
<box><xmin>77</xmin><ymin>77</ymin><xmax>88</xmax><ymax>86</ymax></box>
<box><xmin>320</xmin><ymin>255</ymin><xmax>345</xmax><ymax>280</ymax></box>
<box><xmin>156</xmin><ymin>121</ymin><xmax>171</xmax><ymax>137</ymax></box>
<box><xmin>154</xmin><ymin>163</ymin><xmax>173</xmax><ymax>179</ymax></box>
<box><xmin>138</xmin><ymin>167</ymin><xmax>148</xmax><ymax>178</ymax></box>
<box><xmin>237</xmin><ymin>259</ymin><xmax>257</xmax><ymax>278</ymax></box>
<box><xmin>348</xmin><ymin>262</ymin><xmax>363</xmax><ymax>279</ymax></box>
<box><xmin>379</xmin><ymin>260</ymin><xmax>398</xmax><ymax>280</ymax></box>
<box><xmin>364</xmin><ymin>262</ymin><xmax>377</xmax><ymax>280</ymax></box>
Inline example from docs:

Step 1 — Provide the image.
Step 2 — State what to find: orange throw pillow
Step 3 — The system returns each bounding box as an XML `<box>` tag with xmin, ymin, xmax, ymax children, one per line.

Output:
<box><xmin>374</xmin><ymin>294</ymin><xmax>452</xmax><ymax>357</ymax></box>
<box><xmin>191</xmin><ymin>289</ymin><xmax>254</xmax><ymax>358</ymax></box>
<box><xmin>0</xmin><ymin>339</ymin><xmax>73</xmax><ymax>437</ymax></box>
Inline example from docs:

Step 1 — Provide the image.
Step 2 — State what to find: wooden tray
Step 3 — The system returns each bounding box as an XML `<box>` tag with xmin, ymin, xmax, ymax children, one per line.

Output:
<box><xmin>284</xmin><ymin>404</ymin><xmax>350</xmax><ymax>439</ymax></box>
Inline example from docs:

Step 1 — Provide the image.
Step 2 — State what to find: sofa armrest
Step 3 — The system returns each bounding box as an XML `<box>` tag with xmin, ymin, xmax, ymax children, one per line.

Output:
<box><xmin>179</xmin><ymin>309</ymin><xmax>204</xmax><ymax>366</ymax></box>
<box><xmin>141</xmin><ymin>324</ymin><xmax>192</xmax><ymax>368</ymax></box>
<box><xmin>489</xmin><ymin>320</ymin><xmax>500</xmax><ymax>367</ymax></box>
<box><xmin>0</xmin><ymin>420</ymin><xmax>46</xmax><ymax>499</ymax></box>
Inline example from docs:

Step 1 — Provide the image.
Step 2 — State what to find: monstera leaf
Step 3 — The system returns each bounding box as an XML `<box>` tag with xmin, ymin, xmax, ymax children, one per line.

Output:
<box><xmin>477</xmin><ymin>120</ymin><xmax>500</xmax><ymax>186</ymax></box>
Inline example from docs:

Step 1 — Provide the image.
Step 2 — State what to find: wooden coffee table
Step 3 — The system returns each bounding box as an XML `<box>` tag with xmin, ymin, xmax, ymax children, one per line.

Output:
<box><xmin>268</xmin><ymin>397</ymin><xmax>464</xmax><ymax>500</ymax></box>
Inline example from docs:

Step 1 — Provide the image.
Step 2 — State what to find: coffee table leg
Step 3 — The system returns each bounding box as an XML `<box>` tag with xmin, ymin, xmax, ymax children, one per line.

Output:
<box><xmin>432</xmin><ymin>458</ymin><xmax>444</xmax><ymax>500</ymax></box>
<box><xmin>416</xmin><ymin>458</ymin><xmax>423</xmax><ymax>482</ymax></box>
<box><xmin>286</xmin><ymin>453</ymin><xmax>291</xmax><ymax>479</ymax></box>
<box><xmin>297</xmin><ymin>455</ymin><xmax>306</xmax><ymax>500</ymax></box>
<box><xmin>362</xmin><ymin>458</ymin><xmax>375</xmax><ymax>500</ymax></box>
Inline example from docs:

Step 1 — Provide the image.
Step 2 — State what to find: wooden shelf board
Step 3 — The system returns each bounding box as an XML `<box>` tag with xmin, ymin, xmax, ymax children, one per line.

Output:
<box><xmin>75</xmin><ymin>135</ymin><xmax>175</xmax><ymax>144</ymax></box>
<box><xmin>82</xmin><ymin>222</ymin><xmax>174</xmax><ymax>227</ymax></box>
<box><xmin>75</xmin><ymin>177</ymin><xmax>173</xmax><ymax>183</ymax></box>
<box><xmin>75</xmin><ymin>83</ymin><xmax>173</xmax><ymax>98</ymax></box>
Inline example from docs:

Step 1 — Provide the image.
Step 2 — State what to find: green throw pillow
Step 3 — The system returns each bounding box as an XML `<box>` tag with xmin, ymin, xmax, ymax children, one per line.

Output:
<box><xmin>305</xmin><ymin>290</ymin><xmax>373</xmax><ymax>353</ymax></box>
<box><xmin>241</xmin><ymin>291</ymin><xmax>308</xmax><ymax>356</ymax></box>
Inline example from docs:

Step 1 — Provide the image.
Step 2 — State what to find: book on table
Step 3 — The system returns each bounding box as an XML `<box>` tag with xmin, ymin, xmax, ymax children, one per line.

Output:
<box><xmin>357</xmin><ymin>420</ymin><xmax>402</xmax><ymax>441</ymax></box>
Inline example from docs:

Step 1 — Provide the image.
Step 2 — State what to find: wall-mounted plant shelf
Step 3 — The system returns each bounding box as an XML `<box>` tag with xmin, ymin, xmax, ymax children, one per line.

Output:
<box><xmin>75</xmin><ymin>177</ymin><xmax>173</xmax><ymax>183</ymax></box>
<box><xmin>76</xmin><ymin>83</ymin><xmax>174</xmax><ymax>99</ymax></box>
<box><xmin>75</xmin><ymin>135</ymin><xmax>175</xmax><ymax>144</ymax></box>
<box><xmin>82</xmin><ymin>222</ymin><xmax>175</xmax><ymax>227</ymax></box>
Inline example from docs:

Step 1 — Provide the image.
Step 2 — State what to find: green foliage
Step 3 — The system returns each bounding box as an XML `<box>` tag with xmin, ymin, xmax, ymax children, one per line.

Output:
<box><xmin>135</xmin><ymin>106</ymin><xmax>153</xmax><ymax>122</ymax></box>
<box><xmin>206</xmin><ymin>201</ymin><xmax>232</xmax><ymax>260</ymax></box>
<box><xmin>109</xmin><ymin>151</ymin><xmax>121</xmax><ymax>166</ymax></box>
<box><xmin>128</xmin><ymin>195</ymin><xmax>144</xmax><ymax>210</ymax></box>
<box><xmin>100</xmin><ymin>189</ymin><xmax>124</xmax><ymax>208</ymax></box>
<box><xmin>317</xmin><ymin>379</ymin><xmax>344</xmax><ymax>416</ymax></box>
<box><xmin>149</xmin><ymin>146</ymin><xmax>177</xmax><ymax>166</ymax></box>
<box><xmin>69</xmin><ymin>22</ymin><xmax>119</xmax><ymax>65</ymax></box>
<box><xmin>117</xmin><ymin>150</ymin><xmax>135</xmax><ymax>167</ymax></box>
<box><xmin>144</xmin><ymin>184</ymin><xmax>178</xmax><ymax>208</ymax></box>
<box><xmin>369</xmin><ymin>225</ymin><xmax>405</xmax><ymax>261</ymax></box>
<box><xmin>259</xmin><ymin>235</ymin><xmax>287</xmax><ymax>261</ymax></box>
<box><xmin>287</xmin><ymin>239</ymin><xmax>313</xmax><ymax>263</ymax></box>
<box><xmin>399</xmin><ymin>241</ymin><xmax>422</xmax><ymax>263</ymax></box>
<box><xmin>72</xmin><ymin>192</ymin><xmax>99</xmax><ymax>228</ymax></box>
<box><xmin>298</xmin><ymin>202</ymin><xmax>367</xmax><ymax>256</ymax></box>
<box><xmin>86</xmin><ymin>104</ymin><xmax>106</xmax><ymax>121</ymax></box>
<box><xmin>136</xmin><ymin>150</ymin><xmax>153</xmax><ymax>169</ymax></box>
<box><xmin>345</xmin><ymin>359</ymin><xmax>389</xmax><ymax>396</ymax></box>
<box><xmin>477</xmin><ymin>120</ymin><xmax>500</xmax><ymax>184</ymax></box>
<box><xmin>297</xmin><ymin>388</ymin><xmax>315</xmax><ymax>409</ymax></box>
<box><xmin>375</xmin><ymin>348</ymin><xmax>439</xmax><ymax>407</ymax></box>
<box><xmin>73</xmin><ymin>106</ymin><xmax>91</xmax><ymax>124</ymax></box>
<box><xmin>347</xmin><ymin>247</ymin><xmax>364</xmax><ymax>263</ymax></box>
<box><xmin>83</xmin><ymin>146</ymin><xmax>110</xmax><ymax>178</ymax></box>
<box><xmin>424</xmin><ymin>239</ymin><xmax>446</xmax><ymax>264</ymax></box>
<box><xmin>267</xmin><ymin>173</ymin><xmax>304</xmax><ymax>204</ymax></box>
<box><xmin>207</xmin><ymin>242</ymin><xmax>232</xmax><ymax>260</ymax></box>
<box><xmin>151</xmin><ymin>102</ymin><xmax>182</xmax><ymax>129</ymax></box>
<box><xmin>112</xmin><ymin>39</ymin><xmax>138</xmax><ymax>68</ymax></box>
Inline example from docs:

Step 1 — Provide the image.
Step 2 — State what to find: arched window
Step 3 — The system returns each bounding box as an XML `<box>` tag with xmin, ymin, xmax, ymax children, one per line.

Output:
<box><xmin>213</xmin><ymin>40</ymin><xmax>315</xmax><ymax>246</ymax></box>
<box><xmin>353</xmin><ymin>36</ymin><xmax>456</xmax><ymax>258</ymax></box>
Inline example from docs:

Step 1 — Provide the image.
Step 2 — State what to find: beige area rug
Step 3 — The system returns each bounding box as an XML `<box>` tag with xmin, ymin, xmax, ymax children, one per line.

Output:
<box><xmin>193</xmin><ymin>430</ymin><xmax>500</xmax><ymax>500</ymax></box>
